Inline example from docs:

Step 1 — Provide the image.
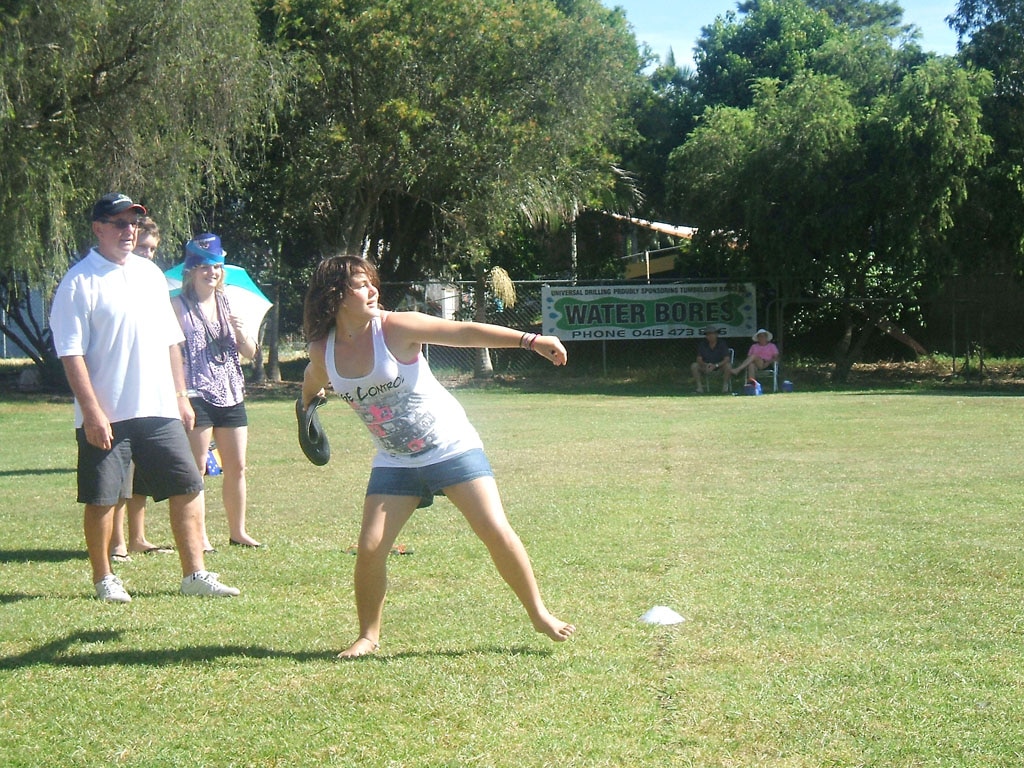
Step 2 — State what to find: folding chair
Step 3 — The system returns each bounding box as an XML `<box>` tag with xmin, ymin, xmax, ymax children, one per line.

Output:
<box><xmin>724</xmin><ymin>348</ymin><xmax>736</xmax><ymax>392</ymax></box>
<box><xmin>753</xmin><ymin>360</ymin><xmax>780</xmax><ymax>393</ymax></box>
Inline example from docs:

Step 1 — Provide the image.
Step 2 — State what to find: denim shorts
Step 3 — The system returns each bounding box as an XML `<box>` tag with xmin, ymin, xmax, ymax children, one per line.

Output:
<box><xmin>366</xmin><ymin>448</ymin><xmax>494</xmax><ymax>509</ymax></box>
<box><xmin>77</xmin><ymin>417</ymin><xmax>204</xmax><ymax>505</ymax></box>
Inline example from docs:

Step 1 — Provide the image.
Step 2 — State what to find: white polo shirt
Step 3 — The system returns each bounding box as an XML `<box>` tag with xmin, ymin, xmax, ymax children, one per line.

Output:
<box><xmin>50</xmin><ymin>249</ymin><xmax>185</xmax><ymax>427</ymax></box>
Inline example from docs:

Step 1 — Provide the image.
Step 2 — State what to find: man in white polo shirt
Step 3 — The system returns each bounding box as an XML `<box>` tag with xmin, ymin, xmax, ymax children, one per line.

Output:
<box><xmin>50</xmin><ymin>192</ymin><xmax>240</xmax><ymax>602</ymax></box>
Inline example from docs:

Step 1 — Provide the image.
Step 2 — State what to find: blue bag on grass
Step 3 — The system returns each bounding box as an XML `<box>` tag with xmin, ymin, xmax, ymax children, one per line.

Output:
<box><xmin>205</xmin><ymin>447</ymin><xmax>222</xmax><ymax>476</ymax></box>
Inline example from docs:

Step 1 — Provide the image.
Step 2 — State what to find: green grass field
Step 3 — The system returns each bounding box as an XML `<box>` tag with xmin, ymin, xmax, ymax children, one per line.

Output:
<box><xmin>2</xmin><ymin>384</ymin><xmax>1023</xmax><ymax>767</ymax></box>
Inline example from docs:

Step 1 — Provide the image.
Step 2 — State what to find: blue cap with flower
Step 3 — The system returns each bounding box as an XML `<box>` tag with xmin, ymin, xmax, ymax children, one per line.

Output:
<box><xmin>184</xmin><ymin>233</ymin><xmax>226</xmax><ymax>269</ymax></box>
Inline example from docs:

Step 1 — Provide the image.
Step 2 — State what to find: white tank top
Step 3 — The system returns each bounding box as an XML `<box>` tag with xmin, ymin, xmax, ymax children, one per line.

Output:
<box><xmin>324</xmin><ymin>314</ymin><xmax>483</xmax><ymax>468</ymax></box>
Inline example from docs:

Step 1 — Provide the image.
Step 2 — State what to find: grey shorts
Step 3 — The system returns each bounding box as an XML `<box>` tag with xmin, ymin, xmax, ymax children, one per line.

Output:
<box><xmin>76</xmin><ymin>417</ymin><xmax>204</xmax><ymax>505</ymax></box>
<box><xmin>366</xmin><ymin>448</ymin><xmax>494</xmax><ymax>509</ymax></box>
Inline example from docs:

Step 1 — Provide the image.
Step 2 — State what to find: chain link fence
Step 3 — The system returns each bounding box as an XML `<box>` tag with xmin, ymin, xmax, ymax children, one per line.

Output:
<box><xmin>375</xmin><ymin>277</ymin><xmax>711</xmax><ymax>379</ymax></box>
<box><xmin>275</xmin><ymin>277</ymin><xmax>690</xmax><ymax>380</ymax></box>
<box><xmin>383</xmin><ymin>280</ymin><xmax>551</xmax><ymax>376</ymax></box>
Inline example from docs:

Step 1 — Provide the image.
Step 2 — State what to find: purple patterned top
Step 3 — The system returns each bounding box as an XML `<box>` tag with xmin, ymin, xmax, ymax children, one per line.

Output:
<box><xmin>178</xmin><ymin>292</ymin><xmax>245</xmax><ymax>407</ymax></box>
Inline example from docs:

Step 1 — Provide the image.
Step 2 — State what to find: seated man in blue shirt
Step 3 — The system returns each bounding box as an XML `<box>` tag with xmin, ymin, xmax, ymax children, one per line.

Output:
<box><xmin>691</xmin><ymin>327</ymin><xmax>732</xmax><ymax>393</ymax></box>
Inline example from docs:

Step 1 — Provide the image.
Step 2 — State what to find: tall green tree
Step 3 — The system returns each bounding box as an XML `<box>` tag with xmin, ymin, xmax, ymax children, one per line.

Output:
<box><xmin>0</xmin><ymin>0</ymin><xmax>274</xmax><ymax>370</ymax></box>
<box><xmin>670</xmin><ymin>3</ymin><xmax>991</xmax><ymax>381</ymax></box>
<box><xmin>256</xmin><ymin>0</ymin><xmax>640</xmax><ymax>278</ymax></box>
<box><xmin>242</xmin><ymin>0</ymin><xmax>642</xmax><ymax>376</ymax></box>
<box><xmin>696</xmin><ymin>0</ymin><xmax>931</xmax><ymax>109</ymax></box>
<box><xmin>626</xmin><ymin>0</ymin><xmax>918</xmax><ymax>232</ymax></box>
<box><xmin>695</xmin><ymin>0</ymin><xmax>839</xmax><ymax>108</ymax></box>
<box><xmin>625</xmin><ymin>52</ymin><xmax>701</xmax><ymax>223</ymax></box>
<box><xmin>946</xmin><ymin>0</ymin><xmax>1024</xmax><ymax>277</ymax></box>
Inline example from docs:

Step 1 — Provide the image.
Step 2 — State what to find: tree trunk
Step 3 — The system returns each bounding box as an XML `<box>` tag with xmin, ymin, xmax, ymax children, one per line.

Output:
<box><xmin>266</xmin><ymin>282</ymin><xmax>282</xmax><ymax>383</ymax></box>
<box><xmin>831</xmin><ymin>301</ymin><xmax>875</xmax><ymax>384</ymax></box>
<box><xmin>831</xmin><ymin>301</ymin><xmax>855</xmax><ymax>384</ymax></box>
<box><xmin>252</xmin><ymin>342</ymin><xmax>266</xmax><ymax>384</ymax></box>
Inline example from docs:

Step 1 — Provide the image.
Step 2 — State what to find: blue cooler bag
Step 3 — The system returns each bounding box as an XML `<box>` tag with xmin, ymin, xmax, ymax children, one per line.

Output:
<box><xmin>743</xmin><ymin>378</ymin><xmax>763</xmax><ymax>396</ymax></box>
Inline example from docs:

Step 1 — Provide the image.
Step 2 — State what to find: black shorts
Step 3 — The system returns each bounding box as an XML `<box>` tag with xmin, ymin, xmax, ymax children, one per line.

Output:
<box><xmin>189</xmin><ymin>398</ymin><xmax>248</xmax><ymax>429</ymax></box>
<box><xmin>76</xmin><ymin>417</ymin><xmax>204</xmax><ymax>505</ymax></box>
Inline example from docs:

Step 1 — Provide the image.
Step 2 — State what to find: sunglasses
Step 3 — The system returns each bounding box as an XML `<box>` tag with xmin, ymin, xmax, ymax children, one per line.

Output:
<box><xmin>100</xmin><ymin>218</ymin><xmax>141</xmax><ymax>230</ymax></box>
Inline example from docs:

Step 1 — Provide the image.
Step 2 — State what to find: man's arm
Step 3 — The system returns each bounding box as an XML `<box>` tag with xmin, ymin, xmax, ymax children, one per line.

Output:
<box><xmin>170</xmin><ymin>343</ymin><xmax>195</xmax><ymax>431</ymax></box>
<box><xmin>60</xmin><ymin>356</ymin><xmax>113</xmax><ymax>450</ymax></box>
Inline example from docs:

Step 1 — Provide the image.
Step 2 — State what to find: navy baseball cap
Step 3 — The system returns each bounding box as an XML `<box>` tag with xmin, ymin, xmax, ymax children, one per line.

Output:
<box><xmin>91</xmin><ymin>193</ymin><xmax>146</xmax><ymax>221</ymax></box>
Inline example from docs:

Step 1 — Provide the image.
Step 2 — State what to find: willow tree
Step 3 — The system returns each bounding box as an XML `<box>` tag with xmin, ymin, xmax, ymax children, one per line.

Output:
<box><xmin>0</xmin><ymin>0</ymin><xmax>275</xmax><ymax>372</ymax></box>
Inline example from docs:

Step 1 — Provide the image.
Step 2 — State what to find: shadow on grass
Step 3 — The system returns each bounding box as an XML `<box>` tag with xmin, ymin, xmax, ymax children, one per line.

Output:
<box><xmin>0</xmin><ymin>631</ymin><xmax>551</xmax><ymax>670</ymax></box>
<box><xmin>0</xmin><ymin>467</ymin><xmax>75</xmax><ymax>477</ymax></box>
<box><xmin>0</xmin><ymin>593</ymin><xmax>39</xmax><ymax>605</ymax></box>
<box><xmin>827</xmin><ymin>388</ymin><xmax>1019</xmax><ymax>398</ymax></box>
<box><xmin>360</xmin><ymin>645</ymin><xmax>552</xmax><ymax>663</ymax></box>
<box><xmin>0</xmin><ymin>630</ymin><xmax>338</xmax><ymax>670</ymax></box>
<box><xmin>0</xmin><ymin>548</ymin><xmax>85</xmax><ymax>564</ymax></box>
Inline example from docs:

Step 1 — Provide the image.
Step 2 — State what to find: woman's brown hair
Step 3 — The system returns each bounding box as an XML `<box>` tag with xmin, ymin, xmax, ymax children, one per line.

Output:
<box><xmin>303</xmin><ymin>255</ymin><xmax>381</xmax><ymax>342</ymax></box>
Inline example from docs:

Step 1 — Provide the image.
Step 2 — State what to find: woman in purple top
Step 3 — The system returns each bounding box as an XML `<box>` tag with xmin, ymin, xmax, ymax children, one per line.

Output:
<box><xmin>732</xmin><ymin>328</ymin><xmax>780</xmax><ymax>379</ymax></box>
<box><xmin>173</xmin><ymin>234</ymin><xmax>261</xmax><ymax>549</ymax></box>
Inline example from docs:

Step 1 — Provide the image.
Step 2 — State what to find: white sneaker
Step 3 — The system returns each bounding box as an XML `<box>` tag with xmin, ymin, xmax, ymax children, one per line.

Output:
<box><xmin>180</xmin><ymin>570</ymin><xmax>240</xmax><ymax>597</ymax></box>
<box><xmin>95</xmin><ymin>573</ymin><xmax>132</xmax><ymax>603</ymax></box>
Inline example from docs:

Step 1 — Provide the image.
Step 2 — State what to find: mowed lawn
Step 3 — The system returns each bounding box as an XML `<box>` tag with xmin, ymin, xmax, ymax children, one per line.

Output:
<box><xmin>1</xmin><ymin>386</ymin><xmax>1023</xmax><ymax>767</ymax></box>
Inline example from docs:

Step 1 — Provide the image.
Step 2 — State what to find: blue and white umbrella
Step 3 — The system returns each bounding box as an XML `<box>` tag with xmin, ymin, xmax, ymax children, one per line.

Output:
<box><xmin>165</xmin><ymin>262</ymin><xmax>273</xmax><ymax>335</ymax></box>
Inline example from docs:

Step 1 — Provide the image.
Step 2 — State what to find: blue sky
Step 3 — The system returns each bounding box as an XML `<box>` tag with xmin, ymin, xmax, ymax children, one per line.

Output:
<box><xmin>606</xmin><ymin>0</ymin><xmax>960</xmax><ymax>69</ymax></box>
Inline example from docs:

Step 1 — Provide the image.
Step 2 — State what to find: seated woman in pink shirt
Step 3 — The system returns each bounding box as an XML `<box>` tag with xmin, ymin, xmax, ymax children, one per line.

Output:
<box><xmin>732</xmin><ymin>328</ymin><xmax>780</xmax><ymax>378</ymax></box>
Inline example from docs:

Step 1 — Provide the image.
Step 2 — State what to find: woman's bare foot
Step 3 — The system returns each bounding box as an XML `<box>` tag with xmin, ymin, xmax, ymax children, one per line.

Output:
<box><xmin>337</xmin><ymin>636</ymin><xmax>380</xmax><ymax>659</ymax></box>
<box><xmin>229</xmin><ymin>534</ymin><xmax>263</xmax><ymax>548</ymax></box>
<box><xmin>533</xmin><ymin>613</ymin><xmax>576</xmax><ymax>642</ymax></box>
<box><xmin>129</xmin><ymin>540</ymin><xmax>172</xmax><ymax>554</ymax></box>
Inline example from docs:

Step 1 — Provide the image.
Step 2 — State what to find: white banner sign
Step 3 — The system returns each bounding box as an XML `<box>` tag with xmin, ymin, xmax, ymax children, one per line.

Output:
<box><xmin>541</xmin><ymin>283</ymin><xmax>756</xmax><ymax>341</ymax></box>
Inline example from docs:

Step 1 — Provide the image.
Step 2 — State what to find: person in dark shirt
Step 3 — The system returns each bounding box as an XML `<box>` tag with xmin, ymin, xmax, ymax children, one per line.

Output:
<box><xmin>691</xmin><ymin>326</ymin><xmax>733</xmax><ymax>393</ymax></box>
